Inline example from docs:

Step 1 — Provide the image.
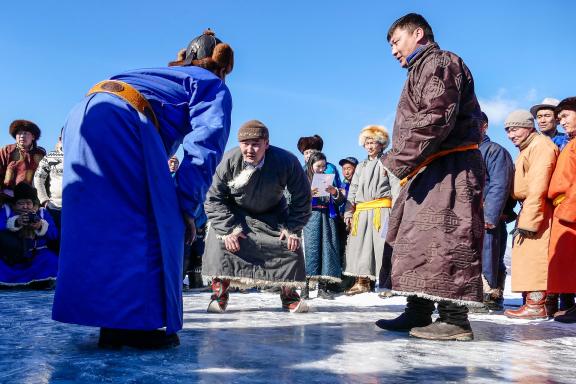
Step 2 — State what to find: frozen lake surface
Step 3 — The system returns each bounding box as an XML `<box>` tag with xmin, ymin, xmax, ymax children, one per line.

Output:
<box><xmin>1</xmin><ymin>280</ymin><xmax>575</xmax><ymax>384</ymax></box>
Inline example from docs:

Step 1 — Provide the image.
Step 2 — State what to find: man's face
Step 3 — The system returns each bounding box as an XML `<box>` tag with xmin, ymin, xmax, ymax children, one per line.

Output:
<box><xmin>15</xmin><ymin>130</ymin><xmax>34</xmax><ymax>149</ymax></box>
<box><xmin>168</xmin><ymin>158</ymin><xmax>179</xmax><ymax>173</ymax></box>
<box><xmin>341</xmin><ymin>163</ymin><xmax>356</xmax><ymax>181</ymax></box>
<box><xmin>303</xmin><ymin>149</ymin><xmax>317</xmax><ymax>163</ymax></box>
<box><xmin>535</xmin><ymin>108</ymin><xmax>558</xmax><ymax>134</ymax></box>
<box><xmin>389</xmin><ymin>27</ymin><xmax>422</xmax><ymax>68</ymax></box>
<box><xmin>558</xmin><ymin>110</ymin><xmax>576</xmax><ymax>137</ymax></box>
<box><xmin>505</xmin><ymin>126</ymin><xmax>534</xmax><ymax>147</ymax></box>
<box><xmin>13</xmin><ymin>199</ymin><xmax>35</xmax><ymax>215</ymax></box>
<box><xmin>364</xmin><ymin>138</ymin><xmax>384</xmax><ymax>158</ymax></box>
<box><xmin>239</xmin><ymin>138</ymin><xmax>269</xmax><ymax>165</ymax></box>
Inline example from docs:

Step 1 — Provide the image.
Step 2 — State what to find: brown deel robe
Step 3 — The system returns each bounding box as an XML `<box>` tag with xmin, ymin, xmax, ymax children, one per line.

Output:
<box><xmin>380</xmin><ymin>43</ymin><xmax>485</xmax><ymax>306</ymax></box>
<box><xmin>510</xmin><ymin>133</ymin><xmax>558</xmax><ymax>292</ymax></box>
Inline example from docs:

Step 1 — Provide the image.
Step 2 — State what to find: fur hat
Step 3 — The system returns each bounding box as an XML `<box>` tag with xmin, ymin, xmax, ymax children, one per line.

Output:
<box><xmin>169</xmin><ymin>29</ymin><xmax>234</xmax><ymax>75</ymax></box>
<box><xmin>11</xmin><ymin>182</ymin><xmax>39</xmax><ymax>205</ymax></box>
<box><xmin>9</xmin><ymin>120</ymin><xmax>41</xmax><ymax>140</ymax></box>
<box><xmin>297</xmin><ymin>135</ymin><xmax>323</xmax><ymax>154</ymax></box>
<box><xmin>358</xmin><ymin>125</ymin><xmax>389</xmax><ymax>148</ymax></box>
<box><xmin>238</xmin><ymin>120</ymin><xmax>269</xmax><ymax>141</ymax></box>
<box><xmin>555</xmin><ymin>97</ymin><xmax>576</xmax><ymax>117</ymax></box>
<box><xmin>504</xmin><ymin>110</ymin><xmax>534</xmax><ymax>129</ymax></box>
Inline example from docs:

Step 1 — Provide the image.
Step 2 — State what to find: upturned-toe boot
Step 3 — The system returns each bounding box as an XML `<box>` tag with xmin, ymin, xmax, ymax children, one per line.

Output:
<box><xmin>345</xmin><ymin>277</ymin><xmax>371</xmax><ymax>296</ymax></box>
<box><xmin>504</xmin><ymin>291</ymin><xmax>548</xmax><ymax>320</ymax></box>
<box><xmin>207</xmin><ymin>278</ymin><xmax>230</xmax><ymax>313</ymax></box>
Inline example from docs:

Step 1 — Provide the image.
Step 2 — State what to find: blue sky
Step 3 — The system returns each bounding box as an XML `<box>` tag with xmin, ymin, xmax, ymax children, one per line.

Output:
<box><xmin>1</xmin><ymin>1</ymin><xmax>574</xmax><ymax>164</ymax></box>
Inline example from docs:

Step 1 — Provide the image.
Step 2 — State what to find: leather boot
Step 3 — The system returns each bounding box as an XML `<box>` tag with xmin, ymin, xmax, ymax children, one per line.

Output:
<box><xmin>409</xmin><ymin>320</ymin><xmax>473</xmax><ymax>341</ymax></box>
<box><xmin>301</xmin><ymin>279</ymin><xmax>310</xmax><ymax>300</ymax></box>
<box><xmin>504</xmin><ymin>291</ymin><xmax>547</xmax><ymax>320</ymax></box>
<box><xmin>207</xmin><ymin>278</ymin><xmax>230</xmax><ymax>313</ymax></box>
<box><xmin>376</xmin><ymin>296</ymin><xmax>434</xmax><ymax>332</ymax></box>
<box><xmin>317</xmin><ymin>280</ymin><xmax>335</xmax><ymax>300</ymax></box>
<box><xmin>345</xmin><ymin>277</ymin><xmax>372</xmax><ymax>296</ymax></box>
<box><xmin>280</xmin><ymin>287</ymin><xmax>308</xmax><ymax>313</ymax></box>
<box><xmin>554</xmin><ymin>305</ymin><xmax>576</xmax><ymax>323</ymax></box>
<box><xmin>545</xmin><ymin>294</ymin><xmax>559</xmax><ymax>318</ymax></box>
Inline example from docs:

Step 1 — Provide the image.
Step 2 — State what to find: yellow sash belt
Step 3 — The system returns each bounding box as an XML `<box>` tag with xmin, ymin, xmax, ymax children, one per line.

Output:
<box><xmin>553</xmin><ymin>194</ymin><xmax>566</xmax><ymax>207</ymax></box>
<box><xmin>351</xmin><ymin>197</ymin><xmax>392</xmax><ymax>236</ymax></box>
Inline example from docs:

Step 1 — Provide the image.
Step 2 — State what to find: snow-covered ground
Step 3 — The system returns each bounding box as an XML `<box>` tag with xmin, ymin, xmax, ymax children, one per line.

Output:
<box><xmin>1</xmin><ymin>278</ymin><xmax>575</xmax><ymax>384</ymax></box>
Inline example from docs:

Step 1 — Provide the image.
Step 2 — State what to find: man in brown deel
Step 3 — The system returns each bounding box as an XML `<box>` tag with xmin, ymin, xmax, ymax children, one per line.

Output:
<box><xmin>376</xmin><ymin>13</ymin><xmax>485</xmax><ymax>341</ymax></box>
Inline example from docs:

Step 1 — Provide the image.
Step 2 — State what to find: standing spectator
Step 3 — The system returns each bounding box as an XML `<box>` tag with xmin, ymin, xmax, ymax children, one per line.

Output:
<box><xmin>477</xmin><ymin>112</ymin><xmax>515</xmax><ymax>311</ymax></box>
<box><xmin>52</xmin><ymin>29</ymin><xmax>234</xmax><ymax>349</ymax></box>
<box><xmin>202</xmin><ymin>120</ymin><xmax>311</xmax><ymax>313</ymax></box>
<box><xmin>303</xmin><ymin>152</ymin><xmax>344</xmax><ymax>300</ymax></box>
<box><xmin>297</xmin><ymin>135</ymin><xmax>342</xmax><ymax>188</ymax></box>
<box><xmin>344</xmin><ymin>125</ymin><xmax>393</xmax><ymax>296</ymax></box>
<box><xmin>504</xmin><ymin>110</ymin><xmax>558</xmax><ymax>320</ymax></box>
<box><xmin>548</xmin><ymin>97</ymin><xmax>576</xmax><ymax>323</ymax></box>
<box><xmin>530</xmin><ymin>98</ymin><xmax>568</xmax><ymax>150</ymax></box>
<box><xmin>337</xmin><ymin>157</ymin><xmax>358</xmax><ymax>216</ymax></box>
<box><xmin>336</xmin><ymin>156</ymin><xmax>358</xmax><ymax>291</ymax></box>
<box><xmin>0</xmin><ymin>120</ymin><xmax>45</xmax><ymax>204</ymax></box>
<box><xmin>33</xmin><ymin>133</ymin><xmax>63</xmax><ymax>252</ymax></box>
<box><xmin>376</xmin><ymin>13</ymin><xmax>485</xmax><ymax>341</ymax></box>
<box><xmin>0</xmin><ymin>183</ymin><xmax>58</xmax><ymax>288</ymax></box>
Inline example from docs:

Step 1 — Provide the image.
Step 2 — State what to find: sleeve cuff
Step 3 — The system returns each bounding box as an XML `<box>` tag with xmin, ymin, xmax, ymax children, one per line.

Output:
<box><xmin>6</xmin><ymin>216</ymin><xmax>22</xmax><ymax>231</ymax></box>
<box><xmin>35</xmin><ymin>219</ymin><xmax>49</xmax><ymax>237</ymax></box>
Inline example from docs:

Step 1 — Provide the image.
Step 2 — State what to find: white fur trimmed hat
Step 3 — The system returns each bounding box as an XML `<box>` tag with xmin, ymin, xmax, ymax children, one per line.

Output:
<box><xmin>358</xmin><ymin>125</ymin><xmax>389</xmax><ymax>148</ymax></box>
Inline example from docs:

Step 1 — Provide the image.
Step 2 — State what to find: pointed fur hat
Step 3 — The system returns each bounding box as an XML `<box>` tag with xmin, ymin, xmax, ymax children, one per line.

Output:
<box><xmin>358</xmin><ymin>125</ymin><xmax>389</xmax><ymax>148</ymax></box>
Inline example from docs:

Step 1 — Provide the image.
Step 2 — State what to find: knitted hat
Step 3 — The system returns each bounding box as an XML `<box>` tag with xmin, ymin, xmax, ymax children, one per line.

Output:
<box><xmin>530</xmin><ymin>97</ymin><xmax>560</xmax><ymax>118</ymax></box>
<box><xmin>358</xmin><ymin>125</ymin><xmax>389</xmax><ymax>147</ymax></box>
<box><xmin>297</xmin><ymin>135</ymin><xmax>323</xmax><ymax>154</ymax></box>
<box><xmin>9</xmin><ymin>120</ymin><xmax>41</xmax><ymax>140</ymax></box>
<box><xmin>237</xmin><ymin>120</ymin><xmax>269</xmax><ymax>141</ymax></box>
<box><xmin>555</xmin><ymin>97</ymin><xmax>576</xmax><ymax>117</ymax></box>
<box><xmin>11</xmin><ymin>182</ymin><xmax>40</xmax><ymax>205</ymax></box>
<box><xmin>504</xmin><ymin>110</ymin><xmax>534</xmax><ymax>129</ymax></box>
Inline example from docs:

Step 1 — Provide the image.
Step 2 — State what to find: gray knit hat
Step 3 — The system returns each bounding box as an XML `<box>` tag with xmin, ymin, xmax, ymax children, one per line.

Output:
<box><xmin>237</xmin><ymin>120</ymin><xmax>269</xmax><ymax>141</ymax></box>
<box><xmin>504</xmin><ymin>110</ymin><xmax>534</xmax><ymax>129</ymax></box>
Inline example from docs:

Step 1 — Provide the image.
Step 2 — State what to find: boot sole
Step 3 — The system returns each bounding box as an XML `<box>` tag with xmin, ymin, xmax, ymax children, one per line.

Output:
<box><xmin>409</xmin><ymin>330</ymin><xmax>474</xmax><ymax>341</ymax></box>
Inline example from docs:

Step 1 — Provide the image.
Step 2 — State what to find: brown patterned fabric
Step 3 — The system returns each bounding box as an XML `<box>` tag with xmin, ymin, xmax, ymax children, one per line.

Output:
<box><xmin>380</xmin><ymin>43</ymin><xmax>485</xmax><ymax>306</ymax></box>
<box><xmin>0</xmin><ymin>144</ymin><xmax>46</xmax><ymax>193</ymax></box>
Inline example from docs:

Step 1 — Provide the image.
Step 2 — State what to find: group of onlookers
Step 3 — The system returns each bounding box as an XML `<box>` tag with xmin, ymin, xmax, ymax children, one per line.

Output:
<box><xmin>0</xmin><ymin>120</ymin><xmax>62</xmax><ymax>287</ymax></box>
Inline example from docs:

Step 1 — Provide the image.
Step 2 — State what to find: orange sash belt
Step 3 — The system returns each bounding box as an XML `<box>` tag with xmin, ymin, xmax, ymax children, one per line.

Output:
<box><xmin>87</xmin><ymin>80</ymin><xmax>160</xmax><ymax>131</ymax></box>
<box><xmin>399</xmin><ymin>144</ymin><xmax>480</xmax><ymax>187</ymax></box>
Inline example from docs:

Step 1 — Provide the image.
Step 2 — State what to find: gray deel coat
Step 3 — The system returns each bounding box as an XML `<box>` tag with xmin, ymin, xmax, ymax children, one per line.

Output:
<box><xmin>202</xmin><ymin>146</ymin><xmax>311</xmax><ymax>288</ymax></box>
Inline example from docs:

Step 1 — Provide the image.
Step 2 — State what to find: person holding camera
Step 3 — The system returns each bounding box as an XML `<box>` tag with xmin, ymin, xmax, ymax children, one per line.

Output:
<box><xmin>0</xmin><ymin>182</ymin><xmax>58</xmax><ymax>288</ymax></box>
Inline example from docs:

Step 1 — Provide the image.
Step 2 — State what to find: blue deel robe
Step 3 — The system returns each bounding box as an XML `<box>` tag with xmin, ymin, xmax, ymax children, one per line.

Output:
<box><xmin>0</xmin><ymin>205</ymin><xmax>58</xmax><ymax>285</ymax></box>
<box><xmin>52</xmin><ymin>66</ymin><xmax>232</xmax><ymax>333</ymax></box>
<box><xmin>480</xmin><ymin>135</ymin><xmax>514</xmax><ymax>288</ymax></box>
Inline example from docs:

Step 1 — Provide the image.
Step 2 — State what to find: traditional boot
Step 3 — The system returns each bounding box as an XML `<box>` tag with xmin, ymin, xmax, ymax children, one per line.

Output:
<box><xmin>376</xmin><ymin>296</ymin><xmax>434</xmax><ymax>332</ymax></box>
<box><xmin>545</xmin><ymin>294</ymin><xmax>559</xmax><ymax>318</ymax></box>
<box><xmin>504</xmin><ymin>291</ymin><xmax>547</xmax><ymax>320</ymax></box>
<box><xmin>280</xmin><ymin>286</ymin><xmax>309</xmax><ymax>313</ymax></box>
<box><xmin>345</xmin><ymin>277</ymin><xmax>371</xmax><ymax>296</ymax></box>
<box><xmin>317</xmin><ymin>280</ymin><xmax>334</xmax><ymax>300</ymax></box>
<box><xmin>559</xmin><ymin>293</ymin><xmax>576</xmax><ymax>311</ymax></box>
<box><xmin>409</xmin><ymin>320</ymin><xmax>474</xmax><ymax>341</ymax></box>
<box><xmin>98</xmin><ymin>328</ymin><xmax>180</xmax><ymax>349</ymax></box>
<box><xmin>554</xmin><ymin>305</ymin><xmax>576</xmax><ymax>323</ymax></box>
<box><xmin>207</xmin><ymin>278</ymin><xmax>230</xmax><ymax>313</ymax></box>
<box><xmin>301</xmin><ymin>279</ymin><xmax>310</xmax><ymax>300</ymax></box>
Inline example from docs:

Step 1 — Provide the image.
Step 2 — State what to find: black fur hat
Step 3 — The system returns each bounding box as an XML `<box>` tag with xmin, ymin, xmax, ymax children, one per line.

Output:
<box><xmin>12</xmin><ymin>182</ymin><xmax>40</xmax><ymax>205</ymax></box>
<box><xmin>297</xmin><ymin>135</ymin><xmax>323</xmax><ymax>154</ymax></box>
<box><xmin>9</xmin><ymin>120</ymin><xmax>41</xmax><ymax>140</ymax></box>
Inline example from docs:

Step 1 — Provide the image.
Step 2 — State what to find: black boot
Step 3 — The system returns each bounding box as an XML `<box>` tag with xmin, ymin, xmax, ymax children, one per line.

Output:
<box><xmin>98</xmin><ymin>328</ymin><xmax>180</xmax><ymax>349</ymax></box>
<box><xmin>317</xmin><ymin>280</ymin><xmax>334</xmax><ymax>300</ymax></box>
<box><xmin>376</xmin><ymin>296</ymin><xmax>434</xmax><ymax>332</ymax></box>
<box><xmin>301</xmin><ymin>279</ymin><xmax>310</xmax><ymax>299</ymax></box>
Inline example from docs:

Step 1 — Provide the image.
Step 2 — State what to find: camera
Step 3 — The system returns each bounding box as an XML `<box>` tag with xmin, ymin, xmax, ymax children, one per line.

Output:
<box><xmin>23</xmin><ymin>212</ymin><xmax>41</xmax><ymax>224</ymax></box>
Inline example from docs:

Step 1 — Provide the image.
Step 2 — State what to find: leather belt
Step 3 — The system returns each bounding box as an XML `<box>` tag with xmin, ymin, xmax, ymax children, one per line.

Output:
<box><xmin>87</xmin><ymin>80</ymin><xmax>159</xmax><ymax>131</ymax></box>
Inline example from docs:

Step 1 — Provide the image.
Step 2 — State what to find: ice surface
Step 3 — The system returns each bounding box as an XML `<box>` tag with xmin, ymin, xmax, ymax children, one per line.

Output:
<box><xmin>0</xmin><ymin>278</ymin><xmax>575</xmax><ymax>384</ymax></box>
